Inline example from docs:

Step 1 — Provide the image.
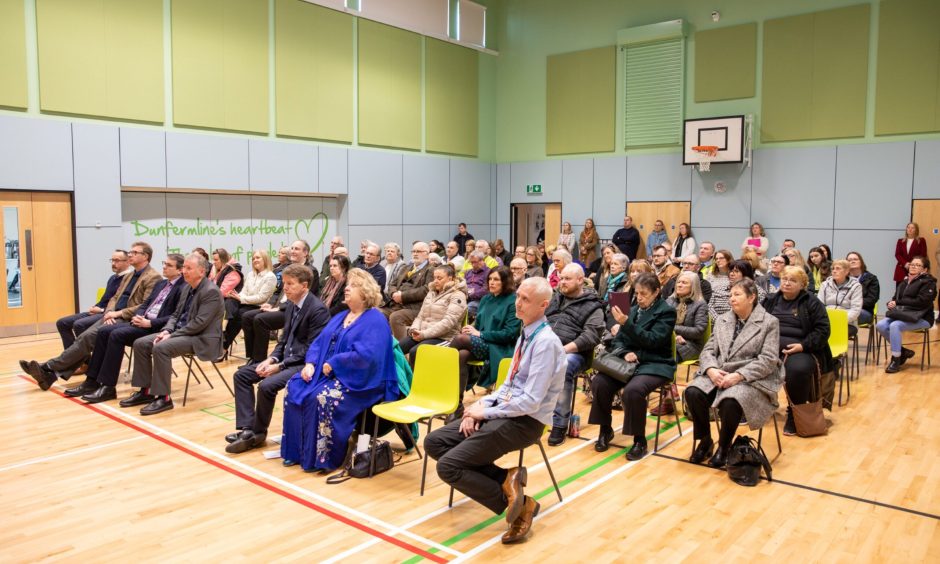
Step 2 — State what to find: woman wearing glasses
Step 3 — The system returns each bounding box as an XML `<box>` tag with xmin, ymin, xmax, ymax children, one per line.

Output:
<box><xmin>876</xmin><ymin>256</ymin><xmax>936</xmax><ymax>373</ymax></box>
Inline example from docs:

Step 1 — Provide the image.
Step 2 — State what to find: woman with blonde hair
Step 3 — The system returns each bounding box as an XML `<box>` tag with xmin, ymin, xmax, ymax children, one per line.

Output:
<box><xmin>893</xmin><ymin>222</ymin><xmax>926</xmax><ymax>284</ymax></box>
<box><xmin>524</xmin><ymin>245</ymin><xmax>543</xmax><ymax>278</ymax></box>
<box><xmin>558</xmin><ymin>222</ymin><xmax>575</xmax><ymax>253</ymax></box>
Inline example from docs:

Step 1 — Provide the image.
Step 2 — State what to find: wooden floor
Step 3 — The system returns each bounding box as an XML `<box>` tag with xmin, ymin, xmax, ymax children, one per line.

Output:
<box><xmin>2</xmin><ymin>328</ymin><xmax>939</xmax><ymax>562</ymax></box>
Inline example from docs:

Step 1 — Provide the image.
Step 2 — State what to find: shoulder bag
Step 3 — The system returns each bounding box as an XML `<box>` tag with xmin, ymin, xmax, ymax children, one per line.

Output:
<box><xmin>327</xmin><ymin>431</ymin><xmax>396</xmax><ymax>484</ymax></box>
<box><xmin>592</xmin><ymin>347</ymin><xmax>637</xmax><ymax>384</ymax></box>
<box><xmin>886</xmin><ymin>305</ymin><xmax>927</xmax><ymax>323</ymax></box>
<box><xmin>784</xmin><ymin>360</ymin><xmax>828</xmax><ymax>437</ymax></box>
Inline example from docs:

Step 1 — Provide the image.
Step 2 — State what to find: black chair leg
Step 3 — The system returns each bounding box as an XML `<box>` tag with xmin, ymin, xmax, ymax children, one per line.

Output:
<box><xmin>653</xmin><ymin>386</ymin><xmax>664</xmax><ymax>453</ymax></box>
<box><xmin>420</xmin><ymin>418</ymin><xmax>434</xmax><ymax>496</ymax></box>
<box><xmin>538</xmin><ymin>440</ymin><xmax>563</xmax><ymax>502</ymax></box>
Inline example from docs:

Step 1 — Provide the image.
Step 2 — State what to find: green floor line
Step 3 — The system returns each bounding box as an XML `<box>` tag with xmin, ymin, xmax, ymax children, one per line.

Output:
<box><xmin>401</xmin><ymin>417</ymin><xmax>687</xmax><ymax>564</ymax></box>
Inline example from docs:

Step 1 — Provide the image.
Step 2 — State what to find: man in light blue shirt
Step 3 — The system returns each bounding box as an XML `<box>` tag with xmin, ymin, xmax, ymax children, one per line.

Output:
<box><xmin>425</xmin><ymin>277</ymin><xmax>566</xmax><ymax>545</ymax></box>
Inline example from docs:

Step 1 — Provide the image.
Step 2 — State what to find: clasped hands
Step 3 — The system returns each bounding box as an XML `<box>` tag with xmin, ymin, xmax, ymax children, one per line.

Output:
<box><xmin>706</xmin><ymin>367</ymin><xmax>744</xmax><ymax>389</ymax></box>
<box><xmin>300</xmin><ymin>361</ymin><xmax>332</xmax><ymax>382</ymax></box>
<box><xmin>459</xmin><ymin>403</ymin><xmax>486</xmax><ymax>437</ymax></box>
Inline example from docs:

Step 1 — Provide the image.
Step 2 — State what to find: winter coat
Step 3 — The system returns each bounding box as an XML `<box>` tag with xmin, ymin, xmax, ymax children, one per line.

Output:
<box><xmin>409</xmin><ymin>279</ymin><xmax>469</xmax><ymax>340</ymax></box>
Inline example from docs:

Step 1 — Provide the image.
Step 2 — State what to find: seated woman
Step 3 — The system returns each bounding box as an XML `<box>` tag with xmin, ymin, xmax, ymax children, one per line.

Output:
<box><xmin>589</xmin><ymin>243</ymin><xmax>617</xmax><ymax>289</ymax></box>
<box><xmin>729</xmin><ymin>260</ymin><xmax>766</xmax><ymax>303</ymax></box>
<box><xmin>281</xmin><ymin>269</ymin><xmax>400</xmax><ymax>472</ymax></box>
<box><xmin>761</xmin><ymin>266</ymin><xmax>832</xmax><ymax>436</ymax></box>
<box><xmin>222</xmin><ymin>249</ymin><xmax>277</xmax><ymax>356</ymax></box>
<box><xmin>450</xmin><ymin>266</ymin><xmax>520</xmax><ymax>415</ymax></box>
<box><xmin>608</xmin><ymin>260</ymin><xmax>654</xmax><ymax>333</ymax></box>
<box><xmin>817</xmin><ymin>259</ymin><xmax>863</xmax><ymax>338</ymax></box>
<box><xmin>705</xmin><ymin>249</ymin><xmax>734</xmax><ymax>320</ymax></box>
<box><xmin>602</xmin><ymin>253</ymin><xmax>630</xmax><ymax>304</ymax></box>
<box><xmin>398</xmin><ymin>265</ymin><xmax>468</xmax><ymax>364</ymax></box>
<box><xmin>685</xmin><ymin>279</ymin><xmax>781</xmax><ymax>468</ymax></box>
<box><xmin>319</xmin><ymin>255</ymin><xmax>350</xmax><ymax>315</ymax></box>
<box><xmin>807</xmin><ymin>246</ymin><xmax>831</xmax><ymax>294</ymax></box>
<box><xmin>877</xmin><ymin>256</ymin><xmax>937</xmax><ymax>373</ymax></box>
<box><xmin>758</xmin><ymin>254</ymin><xmax>788</xmax><ymax>296</ymax></box>
<box><xmin>667</xmin><ymin>271</ymin><xmax>709</xmax><ymax>362</ymax></box>
<box><xmin>492</xmin><ymin>238</ymin><xmax>512</xmax><ymax>266</ymax></box>
<box><xmin>783</xmin><ymin>248</ymin><xmax>814</xmax><ymax>293</ymax></box>
<box><xmin>846</xmin><ymin>251</ymin><xmax>880</xmax><ymax>325</ymax></box>
<box><xmin>524</xmin><ymin>245</ymin><xmax>544</xmax><ymax>278</ymax></box>
<box><xmin>589</xmin><ymin>273</ymin><xmax>676</xmax><ymax>461</ymax></box>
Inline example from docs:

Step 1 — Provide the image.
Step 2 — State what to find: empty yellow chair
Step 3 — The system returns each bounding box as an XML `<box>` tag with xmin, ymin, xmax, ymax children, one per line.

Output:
<box><xmin>827</xmin><ymin>308</ymin><xmax>850</xmax><ymax>406</ymax></box>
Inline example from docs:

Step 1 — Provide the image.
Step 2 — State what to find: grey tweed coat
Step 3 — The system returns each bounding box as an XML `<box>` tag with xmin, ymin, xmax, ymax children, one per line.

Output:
<box><xmin>688</xmin><ymin>304</ymin><xmax>782</xmax><ymax>430</ymax></box>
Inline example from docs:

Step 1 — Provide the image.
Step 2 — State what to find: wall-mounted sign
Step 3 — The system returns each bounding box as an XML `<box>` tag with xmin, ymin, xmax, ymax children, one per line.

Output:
<box><xmin>526</xmin><ymin>184</ymin><xmax>542</xmax><ymax>195</ymax></box>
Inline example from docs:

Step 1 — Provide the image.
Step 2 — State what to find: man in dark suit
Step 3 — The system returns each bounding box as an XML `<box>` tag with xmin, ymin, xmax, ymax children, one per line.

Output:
<box><xmin>67</xmin><ymin>254</ymin><xmax>186</xmax><ymax>403</ymax></box>
<box><xmin>225</xmin><ymin>264</ymin><xmax>330</xmax><ymax>454</ymax></box>
<box><xmin>55</xmin><ymin>249</ymin><xmax>130</xmax><ymax>348</ymax></box>
<box><xmin>121</xmin><ymin>253</ymin><xmax>223</xmax><ymax>416</ymax></box>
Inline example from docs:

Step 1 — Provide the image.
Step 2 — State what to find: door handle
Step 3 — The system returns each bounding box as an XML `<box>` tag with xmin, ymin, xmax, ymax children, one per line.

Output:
<box><xmin>25</xmin><ymin>228</ymin><xmax>33</xmax><ymax>270</ymax></box>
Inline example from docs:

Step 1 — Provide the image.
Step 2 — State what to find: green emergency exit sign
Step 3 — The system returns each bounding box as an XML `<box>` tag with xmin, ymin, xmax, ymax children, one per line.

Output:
<box><xmin>526</xmin><ymin>184</ymin><xmax>542</xmax><ymax>194</ymax></box>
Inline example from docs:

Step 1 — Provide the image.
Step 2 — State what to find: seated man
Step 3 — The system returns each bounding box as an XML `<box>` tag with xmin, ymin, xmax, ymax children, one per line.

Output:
<box><xmin>226</xmin><ymin>264</ymin><xmax>330</xmax><ymax>453</ymax></box>
<box><xmin>56</xmin><ymin>249</ymin><xmax>131</xmax><ymax>349</ymax></box>
<box><xmin>544</xmin><ymin>264</ymin><xmax>605</xmax><ymax>446</ymax></box>
<box><xmin>66</xmin><ymin>254</ymin><xmax>186</xmax><ymax>403</ymax></box>
<box><xmin>425</xmin><ymin>277</ymin><xmax>566</xmax><ymax>545</ymax></box>
<box><xmin>22</xmin><ymin>242</ymin><xmax>161</xmax><ymax>390</ymax></box>
<box><xmin>662</xmin><ymin>254</ymin><xmax>713</xmax><ymax>303</ymax></box>
<box><xmin>459</xmin><ymin>240</ymin><xmax>499</xmax><ymax>277</ymax></box>
<box><xmin>360</xmin><ymin>241</ymin><xmax>387</xmax><ymax>290</ymax></box>
<box><xmin>509</xmin><ymin>257</ymin><xmax>527</xmax><ymax>287</ymax></box>
<box><xmin>121</xmin><ymin>253</ymin><xmax>223</xmax><ymax>415</ymax></box>
<box><xmin>650</xmin><ymin>245</ymin><xmax>680</xmax><ymax>288</ymax></box>
<box><xmin>464</xmin><ymin>251</ymin><xmax>491</xmax><ymax>316</ymax></box>
<box><xmin>380</xmin><ymin>241</ymin><xmax>434</xmax><ymax>341</ymax></box>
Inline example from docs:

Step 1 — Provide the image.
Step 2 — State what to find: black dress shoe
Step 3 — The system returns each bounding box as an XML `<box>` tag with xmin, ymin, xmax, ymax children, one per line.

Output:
<box><xmin>19</xmin><ymin>360</ymin><xmax>30</xmax><ymax>374</ymax></box>
<box><xmin>225</xmin><ymin>431</ymin><xmax>267</xmax><ymax>454</ymax></box>
<box><xmin>81</xmin><ymin>385</ymin><xmax>116</xmax><ymax>404</ymax></box>
<box><xmin>547</xmin><ymin>426</ymin><xmax>567</xmax><ymax>447</ymax></box>
<box><xmin>28</xmin><ymin>360</ymin><xmax>57</xmax><ymax>391</ymax></box>
<box><xmin>707</xmin><ymin>446</ymin><xmax>728</xmax><ymax>469</ymax></box>
<box><xmin>65</xmin><ymin>379</ymin><xmax>99</xmax><ymax>397</ymax></box>
<box><xmin>594</xmin><ymin>428</ymin><xmax>615</xmax><ymax>452</ymax></box>
<box><xmin>690</xmin><ymin>437</ymin><xmax>714</xmax><ymax>464</ymax></box>
<box><xmin>885</xmin><ymin>358</ymin><xmax>901</xmax><ymax>373</ymax></box>
<box><xmin>140</xmin><ymin>397</ymin><xmax>174</xmax><ymax>416</ymax></box>
<box><xmin>120</xmin><ymin>390</ymin><xmax>156</xmax><ymax>408</ymax></box>
<box><xmin>225</xmin><ymin>431</ymin><xmax>247</xmax><ymax>444</ymax></box>
<box><xmin>626</xmin><ymin>441</ymin><xmax>648</xmax><ymax>461</ymax></box>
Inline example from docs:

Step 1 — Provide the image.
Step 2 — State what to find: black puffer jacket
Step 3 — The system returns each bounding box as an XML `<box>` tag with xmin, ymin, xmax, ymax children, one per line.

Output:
<box><xmin>891</xmin><ymin>273</ymin><xmax>937</xmax><ymax>325</ymax></box>
<box><xmin>857</xmin><ymin>271</ymin><xmax>881</xmax><ymax>314</ymax></box>
<box><xmin>546</xmin><ymin>287</ymin><xmax>605</xmax><ymax>355</ymax></box>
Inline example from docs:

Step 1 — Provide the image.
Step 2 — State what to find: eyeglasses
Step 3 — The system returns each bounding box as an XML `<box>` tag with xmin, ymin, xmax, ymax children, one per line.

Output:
<box><xmin>680</xmin><ymin>262</ymin><xmax>698</xmax><ymax>267</ymax></box>
<box><xmin>412</xmin><ymin>249</ymin><xmax>428</xmax><ymax>254</ymax></box>
<box><xmin>127</xmin><ymin>250</ymin><xmax>142</xmax><ymax>256</ymax></box>
<box><xmin>770</xmin><ymin>259</ymin><xmax>786</xmax><ymax>265</ymax></box>
<box><xmin>780</xmin><ymin>278</ymin><xmax>799</xmax><ymax>284</ymax></box>
<box><xmin>162</xmin><ymin>261</ymin><xmax>177</xmax><ymax>267</ymax></box>
<box><xmin>110</xmin><ymin>258</ymin><xmax>127</xmax><ymax>263</ymax></box>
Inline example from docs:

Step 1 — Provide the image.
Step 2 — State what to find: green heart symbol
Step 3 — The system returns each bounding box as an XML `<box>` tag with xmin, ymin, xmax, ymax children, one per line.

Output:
<box><xmin>293</xmin><ymin>212</ymin><xmax>330</xmax><ymax>254</ymax></box>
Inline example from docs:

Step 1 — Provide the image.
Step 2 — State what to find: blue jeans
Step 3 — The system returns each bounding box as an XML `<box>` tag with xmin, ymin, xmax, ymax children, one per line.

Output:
<box><xmin>876</xmin><ymin>317</ymin><xmax>930</xmax><ymax>356</ymax></box>
<box><xmin>552</xmin><ymin>352</ymin><xmax>588</xmax><ymax>430</ymax></box>
<box><xmin>857</xmin><ymin>309</ymin><xmax>873</xmax><ymax>326</ymax></box>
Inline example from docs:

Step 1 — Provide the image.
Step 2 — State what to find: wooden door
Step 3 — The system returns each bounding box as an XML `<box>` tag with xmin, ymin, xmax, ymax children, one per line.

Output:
<box><xmin>912</xmin><ymin>200</ymin><xmax>940</xmax><ymax>278</ymax></box>
<box><xmin>544</xmin><ymin>203</ymin><xmax>562</xmax><ymax>249</ymax></box>
<box><xmin>625</xmin><ymin>201</ymin><xmax>691</xmax><ymax>260</ymax></box>
<box><xmin>0</xmin><ymin>191</ymin><xmax>75</xmax><ymax>337</ymax></box>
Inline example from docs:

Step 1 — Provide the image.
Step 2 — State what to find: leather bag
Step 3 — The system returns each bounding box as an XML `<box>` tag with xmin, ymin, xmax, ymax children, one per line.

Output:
<box><xmin>785</xmin><ymin>361</ymin><xmax>828</xmax><ymax>437</ymax></box>
<box><xmin>327</xmin><ymin>432</ymin><xmax>395</xmax><ymax>484</ymax></box>
<box><xmin>885</xmin><ymin>305</ymin><xmax>927</xmax><ymax>323</ymax></box>
<box><xmin>726</xmin><ymin>435</ymin><xmax>772</xmax><ymax>486</ymax></box>
<box><xmin>592</xmin><ymin>347</ymin><xmax>637</xmax><ymax>384</ymax></box>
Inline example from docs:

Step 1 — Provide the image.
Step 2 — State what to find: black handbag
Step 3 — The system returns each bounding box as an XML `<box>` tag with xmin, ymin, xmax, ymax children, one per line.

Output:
<box><xmin>327</xmin><ymin>432</ymin><xmax>395</xmax><ymax>484</ymax></box>
<box><xmin>726</xmin><ymin>435</ymin><xmax>772</xmax><ymax>486</ymax></box>
<box><xmin>886</xmin><ymin>305</ymin><xmax>927</xmax><ymax>323</ymax></box>
<box><xmin>592</xmin><ymin>347</ymin><xmax>637</xmax><ymax>384</ymax></box>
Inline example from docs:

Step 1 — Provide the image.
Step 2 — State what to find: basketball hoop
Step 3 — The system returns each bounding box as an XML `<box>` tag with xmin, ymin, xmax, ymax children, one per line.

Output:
<box><xmin>692</xmin><ymin>145</ymin><xmax>719</xmax><ymax>172</ymax></box>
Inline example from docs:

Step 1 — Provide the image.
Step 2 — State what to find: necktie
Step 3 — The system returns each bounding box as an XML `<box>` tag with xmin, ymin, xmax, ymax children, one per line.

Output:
<box><xmin>284</xmin><ymin>304</ymin><xmax>299</xmax><ymax>356</ymax></box>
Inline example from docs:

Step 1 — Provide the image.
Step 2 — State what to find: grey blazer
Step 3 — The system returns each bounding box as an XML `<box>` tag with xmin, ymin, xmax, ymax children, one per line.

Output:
<box><xmin>163</xmin><ymin>277</ymin><xmax>224</xmax><ymax>361</ymax></box>
<box><xmin>688</xmin><ymin>304</ymin><xmax>782</xmax><ymax>429</ymax></box>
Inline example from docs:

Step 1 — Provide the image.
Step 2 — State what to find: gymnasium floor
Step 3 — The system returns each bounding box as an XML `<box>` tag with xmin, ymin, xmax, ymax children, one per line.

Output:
<box><xmin>2</xmin><ymin>329</ymin><xmax>939</xmax><ymax>562</ymax></box>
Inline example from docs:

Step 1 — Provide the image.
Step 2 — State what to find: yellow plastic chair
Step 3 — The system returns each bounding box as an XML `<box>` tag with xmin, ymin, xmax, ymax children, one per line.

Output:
<box><xmin>95</xmin><ymin>287</ymin><xmax>106</xmax><ymax>303</ymax></box>
<box><xmin>827</xmin><ymin>308</ymin><xmax>851</xmax><ymax>407</ymax></box>
<box><xmin>370</xmin><ymin>345</ymin><xmax>460</xmax><ymax>495</ymax></box>
<box><xmin>680</xmin><ymin>317</ymin><xmax>711</xmax><ymax>382</ymax></box>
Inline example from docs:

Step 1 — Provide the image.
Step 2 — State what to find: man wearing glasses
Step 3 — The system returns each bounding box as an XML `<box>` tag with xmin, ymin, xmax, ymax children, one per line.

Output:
<box><xmin>662</xmin><ymin>255</ymin><xmax>713</xmax><ymax>303</ymax></box>
<box><xmin>361</xmin><ymin>241</ymin><xmax>387</xmax><ymax>290</ymax></box>
<box><xmin>381</xmin><ymin>241</ymin><xmax>434</xmax><ymax>340</ymax></box>
<box><xmin>55</xmin><ymin>249</ymin><xmax>132</xmax><ymax>349</ymax></box>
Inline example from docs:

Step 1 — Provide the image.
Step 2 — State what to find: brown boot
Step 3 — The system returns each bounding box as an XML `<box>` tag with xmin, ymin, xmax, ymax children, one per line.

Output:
<box><xmin>501</xmin><ymin>466</ymin><xmax>527</xmax><ymax>524</ymax></box>
<box><xmin>501</xmin><ymin>496</ymin><xmax>540</xmax><ymax>544</ymax></box>
<box><xmin>649</xmin><ymin>398</ymin><xmax>675</xmax><ymax>416</ymax></box>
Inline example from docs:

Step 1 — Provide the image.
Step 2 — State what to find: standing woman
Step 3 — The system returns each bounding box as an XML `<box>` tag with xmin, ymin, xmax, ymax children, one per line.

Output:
<box><xmin>558</xmin><ymin>222</ymin><xmax>575</xmax><ymax>253</ymax></box>
<box><xmin>579</xmin><ymin>218</ymin><xmax>600</xmax><ymax>265</ymax></box>
<box><xmin>589</xmin><ymin>273</ymin><xmax>676</xmax><ymax>461</ymax></box>
<box><xmin>319</xmin><ymin>255</ymin><xmax>351</xmax><ymax>315</ymax></box>
<box><xmin>706</xmin><ymin>250</ymin><xmax>735</xmax><ymax>320</ymax></box>
<box><xmin>671</xmin><ymin>223</ymin><xmax>696</xmax><ymax>262</ymax></box>
<box><xmin>894</xmin><ymin>222</ymin><xmax>927</xmax><ymax>285</ymax></box>
<box><xmin>741</xmin><ymin>222</ymin><xmax>770</xmax><ymax>258</ymax></box>
<box><xmin>877</xmin><ymin>256</ymin><xmax>936</xmax><ymax>373</ymax></box>
<box><xmin>222</xmin><ymin>249</ymin><xmax>277</xmax><ymax>357</ymax></box>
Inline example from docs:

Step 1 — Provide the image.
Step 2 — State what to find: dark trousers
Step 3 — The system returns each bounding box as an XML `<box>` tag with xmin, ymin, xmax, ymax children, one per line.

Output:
<box><xmin>86</xmin><ymin>323</ymin><xmax>156</xmax><ymax>386</ymax></box>
<box><xmin>783</xmin><ymin>352</ymin><xmax>815</xmax><ymax>405</ymax></box>
<box><xmin>233</xmin><ymin>364</ymin><xmax>297</xmax><ymax>434</ymax></box>
<box><xmin>242</xmin><ymin>308</ymin><xmax>285</xmax><ymax>362</ymax></box>
<box><xmin>684</xmin><ymin>387</ymin><xmax>744</xmax><ymax>450</ymax></box>
<box><xmin>425</xmin><ymin>415</ymin><xmax>544</xmax><ymax>515</ymax></box>
<box><xmin>56</xmin><ymin>312</ymin><xmax>101</xmax><ymax>349</ymax></box>
<box><xmin>48</xmin><ymin>317</ymin><xmax>120</xmax><ymax>375</ymax></box>
<box><xmin>589</xmin><ymin>373</ymin><xmax>668</xmax><ymax>442</ymax></box>
<box><xmin>223</xmin><ymin>303</ymin><xmax>259</xmax><ymax>350</ymax></box>
<box><xmin>398</xmin><ymin>337</ymin><xmax>445</xmax><ymax>369</ymax></box>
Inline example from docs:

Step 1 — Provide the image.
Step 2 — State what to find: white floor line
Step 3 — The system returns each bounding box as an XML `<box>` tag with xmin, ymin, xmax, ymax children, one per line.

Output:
<box><xmin>91</xmin><ymin>402</ymin><xmax>463</xmax><ymax>559</ymax></box>
<box><xmin>322</xmin><ymin>425</ymin><xmax>629</xmax><ymax>563</ymax></box>
<box><xmin>450</xmin><ymin>432</ymin><xmax>686</xmax><ymax>563</ymax></box>
<box><xmin>0</xmin><ymin>435</ymin><xmax>146</xmax><ymax>473</ymax></box>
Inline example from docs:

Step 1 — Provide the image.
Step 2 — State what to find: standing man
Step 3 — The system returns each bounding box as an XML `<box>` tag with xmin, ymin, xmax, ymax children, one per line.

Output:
<box><xmin>453</xmin><ymin>223</ymin><xmax>474</xmax><ymax>254</ymax></box>
<box><xmin>425</xmin><ymin>277</ymin><xmax>566</xmax><ymax>545</ymax></box>
<box><xmin>56</xmin><ymin>249</ymin><xmax>131</xmax><ymax>349</ymax></box>
<box><xmin>645</xmin><ymin>220</ymin><xmax>669</xmax><ymax>258</ymax></box>
<box><xmin>698</xmin><ymin>241</ymin><xmax>716</xmax><ymax>277</ymax></box>
<box><xmin>381</xmin><ymin>241</ymin><xmax>434</xmax><ymax>340</ymax></box>
<box><xmin>612</xmin><ymin>216</ymin><xmax>640</xmax><ymax>261</ymax></box>
<box><xmin>226</xmin><ymin>264</ymin><xmax>330</xmax><ymax>453</ymax></box>
<box><xmin>123</xmin><ymin>253</ymin><xmax>224</xmax><ymax>415</ymax></box>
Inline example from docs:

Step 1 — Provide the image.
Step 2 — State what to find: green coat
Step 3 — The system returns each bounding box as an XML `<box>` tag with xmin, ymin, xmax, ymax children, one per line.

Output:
<box><xmin>611</xmin><ymin>297</ymin><xmax>676</xmax><ymax>379</ymax></box>
<box><xmin>475</xmin><ymin>292</ymin><xmax>521</xmax><ymax>387</ymax></box>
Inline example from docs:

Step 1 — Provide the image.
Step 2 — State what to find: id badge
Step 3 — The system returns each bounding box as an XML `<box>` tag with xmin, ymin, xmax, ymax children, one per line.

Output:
<box><xmin>497</xmin><ymin>386</ymin><xmax>513</xmax><ymax>403</ymax></box>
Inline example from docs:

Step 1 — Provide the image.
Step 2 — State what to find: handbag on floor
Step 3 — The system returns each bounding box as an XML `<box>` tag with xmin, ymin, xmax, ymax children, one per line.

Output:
<box><xmin>726</xmin><ymin>435</ymin><xmax>772</xmax><ymax>486</ymax></box>
<box><xmin>327</xmin><ymin>432</ymin><xmax>395</xmax><ymax>484</ymax></box>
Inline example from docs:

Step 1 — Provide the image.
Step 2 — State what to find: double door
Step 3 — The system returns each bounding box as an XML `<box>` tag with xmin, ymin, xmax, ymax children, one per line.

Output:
<box><xmin>0</xmin><ymin>191</ymin><xmax>75</xmax><ymax>337</ymax></box>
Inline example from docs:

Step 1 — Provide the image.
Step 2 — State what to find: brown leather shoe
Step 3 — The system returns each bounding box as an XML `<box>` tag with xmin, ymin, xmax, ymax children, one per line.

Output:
<box><xmin>501</xmin><ymin>466</ymin><xmax>527</xmax><ymax>524</ymax></box>
<box><xmin>72</xmin><ymin>363</ymin><xmax>89</xmax><ymax>376</ymax></box>
<box><xmin>501</xmin><ymin>496</ymin><xmax>540</xmax><ymax>544</ymax></box>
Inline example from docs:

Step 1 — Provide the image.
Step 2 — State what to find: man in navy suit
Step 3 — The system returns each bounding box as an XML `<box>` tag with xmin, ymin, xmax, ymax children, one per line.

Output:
<box><xmin>226</xmin><ymin>264</ymin><xmax>331</xmax><ymax>454</ymax></box>
<box><xmin>68</xmin><ymin>254</ymin><xmax>187</xmax><ymax>403</ymax></box>
<box><xmin>55</xmin><ymin>249</ymin><xmax>131</xmax><ymax>349</ymax></box>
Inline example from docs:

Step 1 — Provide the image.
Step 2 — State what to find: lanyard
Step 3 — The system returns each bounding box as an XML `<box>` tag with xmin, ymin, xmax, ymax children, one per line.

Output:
<box><xmin>507</xmin><ymin>321</ymin><xmax>548</xmax><ymax>385</ymax></box>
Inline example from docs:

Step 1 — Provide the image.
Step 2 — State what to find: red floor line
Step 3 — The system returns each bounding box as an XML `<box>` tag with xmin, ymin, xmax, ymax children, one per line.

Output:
<box><xmin>18</xmin><ymin>375</ymin><xmax>448</xmax><ymax>563</ymax></box>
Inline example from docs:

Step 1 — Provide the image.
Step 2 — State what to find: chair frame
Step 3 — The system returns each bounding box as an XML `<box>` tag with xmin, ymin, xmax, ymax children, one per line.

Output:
<box><xmin>695</xmin><ymin>408</ymin><xmax>782</xmax><ymax>463</ymax></box>
<box><xmin>179</xmin><ymin>354</ymin><xmax>235</xmax><ymax>407</ymax></box>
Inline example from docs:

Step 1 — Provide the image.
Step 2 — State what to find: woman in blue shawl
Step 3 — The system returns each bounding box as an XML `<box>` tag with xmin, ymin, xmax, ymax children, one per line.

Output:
<box><xmin>281</xmin><ymin>269</ymin><xmax>399</xmax><ymax>472</ymax></box>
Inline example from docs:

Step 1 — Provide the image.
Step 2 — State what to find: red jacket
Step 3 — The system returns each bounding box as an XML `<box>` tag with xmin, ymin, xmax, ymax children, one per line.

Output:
<box><xmin>894</xmin><ymin>237</ymin><xmax>927</xmax><ymax>282</ymax></box>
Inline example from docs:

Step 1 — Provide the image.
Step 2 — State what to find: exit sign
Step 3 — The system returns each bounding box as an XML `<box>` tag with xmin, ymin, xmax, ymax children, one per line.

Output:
<box><xmin>526</xmin><ymin>184</ymin><xmax>542</xmax><ymax>194</ymax></box>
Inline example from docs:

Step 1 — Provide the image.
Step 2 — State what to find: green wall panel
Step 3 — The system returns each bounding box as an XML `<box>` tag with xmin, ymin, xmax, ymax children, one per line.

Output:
<box><xmin>546</xmin><ymin>46</ymin><xmax>615</xmax><ymax>155</ymax></box>
<box><xmin>695</xmin><ymin>23</ymin><xmax>756</xmax><ymax>102</ymax></box>
<box><xmin>0</xmin><ymin>0</ymin><xmax>27</xmax><ymax>109</ymax></box>
<box><xmin>275</xmin><ymin>0</ymin><xmax>353</xmax><ymax>143</ymax></box>
<box><xmin>426</xmin><ymin>39</ymin><xmax>478</xmax><ymax>156</ymax></box>
<box><xmin>37</xmin><ymin>0</ymin><xmax>163</xmax><ymax>122</ymax></box>
<box><xmin>172</xmin><ymin>0</ymin><xmax>269</xmax><ymax>134</ymax></box>
<box><xmin>358</xmin><ymin>19</ymin><xmax>421</xmax><ymax>151</ymax></box>
<box><xmin>875</xmin><ymin>0</ymin><xmax>940</xmax><ymax>135</ymax></box>
<box><xmin>762</xmin><ymin>5</ymin><xmax>868</xmax><ymax>142</ymax></box>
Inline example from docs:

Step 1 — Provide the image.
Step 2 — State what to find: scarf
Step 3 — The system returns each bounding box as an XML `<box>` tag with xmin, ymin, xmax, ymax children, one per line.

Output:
<box><xmin>674</xmin><ymin>295</ymin><xmax>691</xmax><ymax>325</ymax></box>
<box><xmin>604</xmin><ymin>272</ymin><xmax>625</xmax><ymax>300</ymax></box>
<box><xmin>320</xmin><ymin>275</ymin><xmax>344</xmax><ymax>307</ymax></box>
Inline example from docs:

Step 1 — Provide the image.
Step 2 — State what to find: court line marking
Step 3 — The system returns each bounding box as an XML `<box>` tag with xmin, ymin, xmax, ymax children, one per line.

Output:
<box><xmin>653</xmin><ymin>452</ymin><xmax>940</xmax><ymax>521</ymax></box>
<box><xmin>20</xmin><ymin>376</ymin><xmax>455</xmax><ymax>562</ymax></box>
<box><xmin>0</xmin><ymin>436</ymin><xmax>146</xmax><ymax>473</ymax></box>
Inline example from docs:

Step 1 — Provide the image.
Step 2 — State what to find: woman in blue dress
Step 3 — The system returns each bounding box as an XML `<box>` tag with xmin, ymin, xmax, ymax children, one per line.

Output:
<box><xmin>281</xmin><ymin>268</ymin><xmax>400</xmax><ymax>472</ymax></box>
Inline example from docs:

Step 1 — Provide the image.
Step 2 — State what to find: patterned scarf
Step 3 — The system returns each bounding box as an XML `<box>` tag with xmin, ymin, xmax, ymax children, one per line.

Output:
<box><xmin>321</xmin><ymin>275</ymin><xmax>344</xmax><ymax>307</ymax></box>
<box><xmin>674</xmin><ymin>296</ymin><xmax>691</xmax><ymax>325</ymax></box>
